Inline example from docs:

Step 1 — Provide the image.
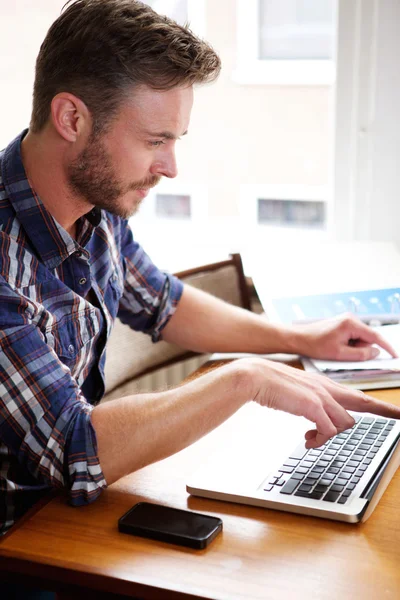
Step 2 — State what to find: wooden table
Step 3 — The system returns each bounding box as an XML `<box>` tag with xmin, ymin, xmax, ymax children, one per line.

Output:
<box><xmin>1</xmin><ymin>360</ymin><xmax>400</xmax><ymax>600</ymax></box>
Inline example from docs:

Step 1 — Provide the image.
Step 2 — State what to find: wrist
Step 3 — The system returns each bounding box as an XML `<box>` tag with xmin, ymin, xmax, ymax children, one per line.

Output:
<box><xmin>225</xmin><ymin>358</ymin><xmax>259</xmax><ymax>402</ymax></box>
<box><xmin>269</xmin><ymin>323</ymin><xmax>306</xmax><ymax>356</ymax></box>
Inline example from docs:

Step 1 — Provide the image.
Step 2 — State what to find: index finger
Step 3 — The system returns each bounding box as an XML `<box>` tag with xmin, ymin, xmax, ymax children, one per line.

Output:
<box><xmin>342</xmin><ymin>392</ymin><xmax>400</xmax><ymax>420</ymax></box>
<box><xmin>351</xmin><ymin>322</ymin><xmax>398</xmax><ymax>358</ymax></box>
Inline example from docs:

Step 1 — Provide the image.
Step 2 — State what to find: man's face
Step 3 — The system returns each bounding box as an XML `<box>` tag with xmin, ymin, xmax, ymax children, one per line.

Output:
<box><xmin>67</xmin><ymin>85</ymin><xmax>193</xmax><ymax>219</ymax></box>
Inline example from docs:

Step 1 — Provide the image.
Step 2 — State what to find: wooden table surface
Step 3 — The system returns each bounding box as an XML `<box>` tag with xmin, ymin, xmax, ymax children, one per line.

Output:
<box><xmin>1</xmin><ymin>361</ymin><xmax>400</xmax><ymax>600</ymax></box>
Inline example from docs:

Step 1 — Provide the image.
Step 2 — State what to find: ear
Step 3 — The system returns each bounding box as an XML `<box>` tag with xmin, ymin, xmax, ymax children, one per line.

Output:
<box><xmin>50</xmin><ymin>93</ymin><xmax>91</xmax><ymax>142</ymax></box>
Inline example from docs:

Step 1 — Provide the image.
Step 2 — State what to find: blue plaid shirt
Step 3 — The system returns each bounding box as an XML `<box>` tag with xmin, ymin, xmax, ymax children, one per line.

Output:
<box><xmin>0</xmin><ymin>131</ymin><xmax>183</xmax><ymax>535</ymax></box>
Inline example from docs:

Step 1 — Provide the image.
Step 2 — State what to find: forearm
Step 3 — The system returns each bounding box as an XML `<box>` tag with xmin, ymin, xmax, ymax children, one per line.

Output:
<box><xmin>91</xmin><ymin>360</ymin><xmax>253</xmax><ymax>485</ymax></box>
<box><xmin>162</xmin><ymin>284</ymin><xmax>301</xmax><ymax>354</ymax></box>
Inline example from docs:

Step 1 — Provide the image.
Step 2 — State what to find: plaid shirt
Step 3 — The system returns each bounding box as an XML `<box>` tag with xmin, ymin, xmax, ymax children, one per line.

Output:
<box><xmin>0</xmin><ymin>131</ymin><xmax>183</xmax><ymax>535</ymax></box>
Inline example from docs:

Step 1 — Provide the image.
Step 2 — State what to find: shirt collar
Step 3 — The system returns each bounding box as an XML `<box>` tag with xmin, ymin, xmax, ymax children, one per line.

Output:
<box><xmin>1</xmin><ymin>130</ymin><xmax>102</xmax><ymax>270</ymax></box>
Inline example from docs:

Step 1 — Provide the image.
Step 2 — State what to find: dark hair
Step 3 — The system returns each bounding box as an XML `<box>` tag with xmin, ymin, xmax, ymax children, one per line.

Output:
<box><xmin>30</xmin><ymin>0</ymin><xmax>221</xmax><ymax>133</ymax></box>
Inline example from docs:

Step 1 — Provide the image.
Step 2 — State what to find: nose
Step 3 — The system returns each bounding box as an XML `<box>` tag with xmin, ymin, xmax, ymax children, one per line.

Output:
<box><xmin>150</xmin><ymin>148</ymin><xmax>178</xmax><ymax>179</ymax></box>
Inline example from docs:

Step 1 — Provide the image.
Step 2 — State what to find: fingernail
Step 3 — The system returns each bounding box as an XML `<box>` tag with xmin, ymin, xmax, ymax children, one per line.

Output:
<box><xmin>371</xmin><ymin>348</ymin><xmax>380</xmax><ymax>359</ymax></box>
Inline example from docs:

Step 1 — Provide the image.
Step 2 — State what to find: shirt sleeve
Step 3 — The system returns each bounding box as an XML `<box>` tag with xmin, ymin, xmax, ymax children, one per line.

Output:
<box><xmin>0</xmin><ymin>278</ymin><xmax>107</xmax><ymax>505</ymax></box>
<box><xmin>117</xmin><ymin>221</ymin><xmax>184</xmax><ymax>342</ymax></box>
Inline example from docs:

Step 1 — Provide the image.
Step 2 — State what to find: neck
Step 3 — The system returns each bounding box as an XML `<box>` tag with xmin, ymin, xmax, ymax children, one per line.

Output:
<box><xmin>21</xmin><ymin>127</ymin><xmax>92</xmax><ymax>237</ymax></box>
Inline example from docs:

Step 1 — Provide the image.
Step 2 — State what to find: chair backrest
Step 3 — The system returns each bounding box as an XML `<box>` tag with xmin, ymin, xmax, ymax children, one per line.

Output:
<box><xmin>104</xmin><ymin>253</ymin><xmax>251</xmax><ymax>395</ymax></box>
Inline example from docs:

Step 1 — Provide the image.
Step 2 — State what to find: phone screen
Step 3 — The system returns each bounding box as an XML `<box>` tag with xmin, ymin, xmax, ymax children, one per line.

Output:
<box><xmin>118</xmin><ymin>502</ymin><xmax>222</xmax><ymax>549</ymax></box>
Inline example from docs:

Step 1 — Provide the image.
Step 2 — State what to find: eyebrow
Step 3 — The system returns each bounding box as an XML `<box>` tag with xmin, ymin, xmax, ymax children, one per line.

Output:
<box><xmin>143</xmin><ymin>129</ymin><xmax>188</xmax><ymax>140</ymax></box>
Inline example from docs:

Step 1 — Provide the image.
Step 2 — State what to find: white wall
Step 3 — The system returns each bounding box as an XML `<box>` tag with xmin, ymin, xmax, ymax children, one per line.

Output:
<box><xmin>0</xmin><ymin>1</ymin><xmax>67</xmax><ymax>149</ymax></box>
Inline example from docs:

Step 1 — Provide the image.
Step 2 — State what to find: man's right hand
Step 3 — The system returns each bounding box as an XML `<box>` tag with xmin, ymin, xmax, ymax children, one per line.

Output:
<box><xmin>241</xmin><ymin>357</ymin><xmax>400</xmax><ymax>449</ymax></box>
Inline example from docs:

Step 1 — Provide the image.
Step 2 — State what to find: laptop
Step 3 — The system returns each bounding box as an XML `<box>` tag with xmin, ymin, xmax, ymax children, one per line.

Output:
<box><xmin>186</xmin><ymin>404</ymin><xmax>400</xmax><ymax>523</ymax></box>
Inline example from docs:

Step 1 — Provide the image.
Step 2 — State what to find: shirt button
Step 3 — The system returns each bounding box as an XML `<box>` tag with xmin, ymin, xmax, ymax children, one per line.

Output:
<box><xmin>79</xmin><ymin>277</ymin><xmax>87</xmax><ymax>285</ymax></box>
<box><xmin>75</xmin><ymin>251</ymin><xmax>82</xmax><ymax>258</ymax></box>
<box><xmin>68</xmin><ymin>344</ymin><xmax>75</xmax><ymax>354</ymax></box>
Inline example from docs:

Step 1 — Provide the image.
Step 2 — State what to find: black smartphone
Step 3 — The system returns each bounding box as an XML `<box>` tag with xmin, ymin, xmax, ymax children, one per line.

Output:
<box><xmin>118</xmin><ymin>502</ymin><xmax>222</xmax><ymax>549</ymax></box>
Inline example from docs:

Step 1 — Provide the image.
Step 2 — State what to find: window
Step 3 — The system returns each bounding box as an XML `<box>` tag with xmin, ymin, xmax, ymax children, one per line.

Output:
<box><xmin>234</xmin><ymin>0</ymin><xmax>337</xmax><ymax>85</ymax></box>
<box><xmin>155</xmin><ymin>194</ymin><xmax>191</xmax><ymax>220</ymax></box>
<box><xmin>239</xmin><ymin>185</ymin><xmax>330</xmax><ymax>242</ymax></box>
<box><xmin>257</xmin><ymin>198</ymin><xmax>326</xmax><ymax>229</ymax></box>
<box><xmin>142</xmin><ymin>0</ymin><xmax>206</xmax><ymax>36</ymax></box>
<box><xmin>259</xmin><ymin>0</ymin><xmax>335</xmax><ymax>60</ymax></box>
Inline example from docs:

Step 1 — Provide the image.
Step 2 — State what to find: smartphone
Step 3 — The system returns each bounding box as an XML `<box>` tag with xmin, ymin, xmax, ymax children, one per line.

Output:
<box><xmin>118</xmin><ymin>502</ymin><xmax>223</xmax><ymax>549</ymax></box>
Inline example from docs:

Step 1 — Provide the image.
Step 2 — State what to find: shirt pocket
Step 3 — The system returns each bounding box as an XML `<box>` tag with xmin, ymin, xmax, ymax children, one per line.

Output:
<box><xmin>43</xmin><ymin>307</ymin><xmax>100</xmax><ymax>374</ymax></box>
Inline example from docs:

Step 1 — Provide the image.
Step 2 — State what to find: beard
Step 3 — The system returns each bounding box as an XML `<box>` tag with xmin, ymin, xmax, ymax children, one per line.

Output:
<box><xmin>67</xmin><ymin>133</ymin><xmax>160</xmax><ymax>219</ymax></box>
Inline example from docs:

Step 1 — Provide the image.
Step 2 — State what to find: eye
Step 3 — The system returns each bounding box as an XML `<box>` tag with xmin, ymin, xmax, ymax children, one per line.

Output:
<box><xmin>149</xmin><ymin>140</ymin><xmax>165</xmax><ymax>148</ymax></box>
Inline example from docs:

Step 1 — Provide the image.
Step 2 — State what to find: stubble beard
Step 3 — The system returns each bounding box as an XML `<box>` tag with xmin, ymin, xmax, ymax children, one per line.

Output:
<box><xmin>67</xmin><ymin>133</ymin><xmax>160</xmax><ymax>219</ymax></box>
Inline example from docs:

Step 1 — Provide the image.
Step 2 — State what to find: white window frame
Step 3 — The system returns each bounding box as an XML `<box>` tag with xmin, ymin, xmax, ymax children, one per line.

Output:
<box><xmin>233</xmin><ymin>0</ymin><xmax>336</xmax><ymax>86</ymax></box>
<box><xmin>238</xmin><ymin>184</ymin><xmax>331</xmax><ymax>237</ymax></box>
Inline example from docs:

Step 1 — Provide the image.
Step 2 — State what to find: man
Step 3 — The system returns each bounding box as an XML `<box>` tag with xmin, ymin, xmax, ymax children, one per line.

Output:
<box><xmin>1</xmin><ymin>0</ymin><xmax>399</xmax><ymax>546</ymax></box>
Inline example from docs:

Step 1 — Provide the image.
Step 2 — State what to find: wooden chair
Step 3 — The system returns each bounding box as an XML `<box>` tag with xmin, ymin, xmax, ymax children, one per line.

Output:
<box><xmin>103</xmin><ymin>253</ymin><xmax>251</xmax><ymax>401</ymax></box>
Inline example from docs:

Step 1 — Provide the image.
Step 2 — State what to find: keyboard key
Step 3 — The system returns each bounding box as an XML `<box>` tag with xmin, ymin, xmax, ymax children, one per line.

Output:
<box><xmin>336</xmin><ymin>478</ymin><xmax>349</xmax><ymax>486</ymax></box>
<box><xmin>308</xmin><ymin>491</ymin><xmax>324</xmax><ymax>500</ymax></box>
<box><xmin>296</xmin><ymin>467</ymin><xmax>310</xmax><ymax>474</ymax></box>
<box><xmin>338</xmin><ymin>496</ymin><xmax>349</xmax><ymax>504</ymax></box>
<box><xmin>283</xmin><ymin>459</ymin><xmax>300</xmax><ymax>468</ymax></box>
<box><xmin>291</xmin><ymin>473</ymin><xmax>305</xmax><ymax>480</ymax></box>
<box><xmin>264</xmin><ymin>485</ymin><xmax>274</xmax><ymax>492</ymax></box>
<box><xmin>298</xmin><ymin>484</ymin><xmax>313</xmax><ymax>493</ymax></box>
<box><xmin>274</xmin><ymin>478</ymin><xmax>286</xmax><ymax>486</ymax></box>
<box><xmin>343</xmin><ymin>466</ymin><xmax>356</xmax><ymax>474</ymax></box>
<box><xmin>331</xmin><ymin>483</ymin><xmax>344</xmax><ymax>492</ymax></box>
<box><xmin>359</xmin><ymin>443</ymin><xmax>372</xmax><ymax>450</ymax></box>
<box><xmin>279</xmin><ymin>466</ymin><xmax>295</xmax><ymax>474</ymax></box>
<box><xmin>280</xmin><ymin>479</ymin><xmax>300</xmax><ymax>495</ymax></box>
<box><xmin>305</xmin><ymin>472</ymin><xmax>320</xmax><ymax>480</ymax></box>
<box><xmin>294</xmin><ymin>490</ymin><xmax>311</xmax><ymax>498</ymax></box>
<box><xmin>353</xmin><ymin>449</ymin><xmax>367</xmax><ymax>457</ymax></box>
<box><xmin>302</xmin><ymin>461</ymin><xmax>314</xmax><ymax>469</ymax></box>
<box><xmin>289</xmin><ymin>444</ymin><xmax>309</xmax><ymax>460</ymax></box>
<box><xmin>339</xmin><ymin>450</ymin><xmax>352</xmax><ymax>457</ymax></box>
<box><xmin>304</xmin><ymin>477</ymin><xmax>317</xmax><ymax>486</ymax></box>
<box><xmin>319</xmin><ymin>478</ymin><xmax>334</xmax><ymax>487</ymax></box>
<box><xmin>303</xmin><ymin>455</ymin><xmax>317</xmax><ymax>463</ymax></box>
<box><xmin>324</xmin><ymin>490</ymin><xmax>341</xmax><ymax>502</ymax></box>
<box><xmin>314</xmin><ymin>484</ymin><xmax>330</xmax><ymax>493</ymax></box>
<box><xmin>312</xmin><ymin>465</ymin><xmax>325</xmax><ymax>473</ymax></box>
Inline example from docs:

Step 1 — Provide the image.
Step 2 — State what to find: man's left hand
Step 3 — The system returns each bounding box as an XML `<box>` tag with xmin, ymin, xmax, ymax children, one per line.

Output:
<box><xmin>295</xmin><ymin>314</ymin><xmax>398</xmax><ymax>361</ymax></box>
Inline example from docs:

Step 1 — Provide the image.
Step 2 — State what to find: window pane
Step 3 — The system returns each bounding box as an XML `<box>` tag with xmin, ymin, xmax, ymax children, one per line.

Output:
<box><xmin>259</xmin><ymin>0</ymin><xmax>335</xmax><ymax>60</ymax></box>
<box><xmin>257</xmin><ymin>199</ymin><xmax>326</xmax><ymax>229</ymax></box>
<box><xmin>155</xmin><ymin>194</ymin><xmax>191</xmax><ymax>219</ymax></box>
<box><xmin>142</xmin><ymin>0</ymin><xmax>188</xmax><ymax>24</ymax></box>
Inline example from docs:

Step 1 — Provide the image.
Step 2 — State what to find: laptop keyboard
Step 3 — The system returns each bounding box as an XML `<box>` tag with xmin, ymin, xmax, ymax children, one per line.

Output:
<box><xmin>264</xmin><ymin>416</ymin><xmax>396</xmax><ymax>504</ymax></box>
